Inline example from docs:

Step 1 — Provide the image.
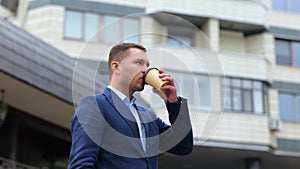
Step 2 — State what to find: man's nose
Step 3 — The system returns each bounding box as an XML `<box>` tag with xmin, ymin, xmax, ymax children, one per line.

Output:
<box><xmin>141</xmin><ymin>65</ymin><xmax>147</xmax><ymax>73</ymax></box>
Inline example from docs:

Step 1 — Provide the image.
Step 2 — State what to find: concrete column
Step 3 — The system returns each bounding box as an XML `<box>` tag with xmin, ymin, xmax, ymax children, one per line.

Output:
<box><xmin>16</xmin><ymin>0</ymin><xmax>31</xmax><ymax>27</ymax></box>
<box><xmin>140</xmin><ymin>16</ymin><xmax>167</xmax><ymax>46</ymax></box>
<box><xmin>201</xmin><ymin>18</ymin><xmax>220</xmax><ymax>51</ymax></box>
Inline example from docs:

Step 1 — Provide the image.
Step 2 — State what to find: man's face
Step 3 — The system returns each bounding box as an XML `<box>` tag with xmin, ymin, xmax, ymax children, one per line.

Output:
<box><xmin>119</xmin><ymin>48</ymin><xmax>150</xmax><ymax>92</ymax></box>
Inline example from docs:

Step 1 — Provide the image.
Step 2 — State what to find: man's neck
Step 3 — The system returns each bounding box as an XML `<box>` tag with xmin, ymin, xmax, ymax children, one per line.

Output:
<box><xmin>109</xmin><ymin>84</ymin><xmax>134</xmax><ymax>101</ymax></box>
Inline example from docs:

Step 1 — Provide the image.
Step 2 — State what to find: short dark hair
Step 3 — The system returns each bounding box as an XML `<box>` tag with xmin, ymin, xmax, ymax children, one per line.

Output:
<box><xmin>108</xmin><ymin>43</ymin><xmax>146</xmax><ymax>72</ymax></box>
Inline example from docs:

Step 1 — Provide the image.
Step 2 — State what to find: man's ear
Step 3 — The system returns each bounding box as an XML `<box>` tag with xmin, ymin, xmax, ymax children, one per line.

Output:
<box><xmin>111</xmin><ymin>61</ymin><xmax>120</xmax><ymax>74</ymax></box>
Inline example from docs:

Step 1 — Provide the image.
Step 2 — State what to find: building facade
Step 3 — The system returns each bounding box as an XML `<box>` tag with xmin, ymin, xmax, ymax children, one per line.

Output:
<box><xmin>1</xmin><ymin>0</ymin><xmax>300</xmax><ymax>168</ymax></box>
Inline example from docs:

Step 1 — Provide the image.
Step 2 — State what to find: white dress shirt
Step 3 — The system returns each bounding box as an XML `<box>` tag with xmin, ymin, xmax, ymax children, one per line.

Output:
<box><xmin>108</xmin><ymin>86</ymin><xmax>146</xmax><ymax>152</ymax></box>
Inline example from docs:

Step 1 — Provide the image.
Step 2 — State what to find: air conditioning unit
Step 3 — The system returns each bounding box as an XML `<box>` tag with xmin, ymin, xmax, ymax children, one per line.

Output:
<box><xmin>269</xmin><ymin>118</ymin><xmax>282</xmax><ymax>131</ymax></box>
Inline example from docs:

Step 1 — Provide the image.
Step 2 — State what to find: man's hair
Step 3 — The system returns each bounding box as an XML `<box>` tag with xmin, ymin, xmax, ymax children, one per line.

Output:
<box><xmin>108</xmin><ymin>43</ymin><xmax>146</xmax><ymax>73</ymax></box>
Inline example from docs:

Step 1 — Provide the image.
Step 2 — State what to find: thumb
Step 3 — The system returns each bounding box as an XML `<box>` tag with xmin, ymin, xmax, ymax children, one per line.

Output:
<box><xmin>152</xmin><ymin>87</ymin><xmax>167</xmax><ymax>100</ymax></box>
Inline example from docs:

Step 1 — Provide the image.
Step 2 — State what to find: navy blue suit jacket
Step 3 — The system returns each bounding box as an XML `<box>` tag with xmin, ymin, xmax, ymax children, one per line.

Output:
<box><xmin>68</xmin><ymin>87</ymin><xmax>193</xmax><ymax>169</ymax></box>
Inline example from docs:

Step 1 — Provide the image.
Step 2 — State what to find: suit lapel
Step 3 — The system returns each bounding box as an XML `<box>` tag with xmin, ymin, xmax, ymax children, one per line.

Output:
<box><xmin>103</xmin><ymin>88</ymin><xmax>140</xmax><ymax>138</ymax></box>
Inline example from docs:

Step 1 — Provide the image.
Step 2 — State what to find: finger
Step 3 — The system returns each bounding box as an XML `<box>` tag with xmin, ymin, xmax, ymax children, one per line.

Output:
<box><xmin>160</xmin><ymin>75</ymin><xmax>172</xmax><ymax>81</ymax></box>
<box><xmin>161</xmin><ymin>76</ymin><xmax>175</xmax><ymax>86</ymax></box>
<box><xmin>152</xmin><ymin>87</ymin><xmax>164</xmax><ymax>95</ymax></box>
<box><xmin>152</xmin><ymin>87</ymin><xmax>167</xmax><ymax>100</ymax></box>
<box><xmin>159</xmin><ymin>72</ymin><xmax>173</xmax><ymax>79</ymax></box>
<box><xmin>161</xmin><ymin>85</ymin><xmax>175</xmax><ymax>91</ymax></box>
<box><xmin>152</xmin><ymin>87</ymin><xmax>159</xmax><ymax>93</ymax></box>
<box><xmin>158</xmin><ymin>69</ymin><xmax>165</xmax><ymax>74</ymax></box>
<box><xmin>158</xmin><ymin>73</ymin><xmax>170</xmax><ymax>78</ymax></box>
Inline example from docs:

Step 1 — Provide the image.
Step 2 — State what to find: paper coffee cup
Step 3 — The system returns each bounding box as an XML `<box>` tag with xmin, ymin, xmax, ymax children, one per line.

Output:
<box><xmin>143</xmin><ymin>68</ymin><xmax>170</xmax><ymax>92</ymax></box>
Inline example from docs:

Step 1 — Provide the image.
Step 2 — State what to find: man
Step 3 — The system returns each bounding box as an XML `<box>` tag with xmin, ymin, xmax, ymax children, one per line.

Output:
<box><xmin>68</xmin><ymin>43</ymin><xmax>193</xmax><ymax>169</ymax></box>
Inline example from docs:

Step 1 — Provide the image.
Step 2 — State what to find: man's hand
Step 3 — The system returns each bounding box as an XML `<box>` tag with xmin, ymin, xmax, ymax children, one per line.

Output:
<box><xmin>152</xmin><ymin>69</ymin><xmax>178</xmax><ymax>103</ymax></box>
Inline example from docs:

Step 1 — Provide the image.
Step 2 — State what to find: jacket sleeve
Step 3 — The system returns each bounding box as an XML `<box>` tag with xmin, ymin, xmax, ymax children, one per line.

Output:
<box><xmin>158</xmin><ymin>97</ymin><xmax>193</xmax><ymax>155</ymax></box>
<box><xmin>68</xmin><ymin>95</ymin><xmax>105</xmax><ymax>169</ymax></box>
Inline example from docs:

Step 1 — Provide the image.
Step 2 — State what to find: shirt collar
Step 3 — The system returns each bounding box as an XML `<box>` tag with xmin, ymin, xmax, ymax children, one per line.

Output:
<box><xmin>107</xmin><ymin>86</ymin><xmax>136</xmax><ymax>105</ymax></box>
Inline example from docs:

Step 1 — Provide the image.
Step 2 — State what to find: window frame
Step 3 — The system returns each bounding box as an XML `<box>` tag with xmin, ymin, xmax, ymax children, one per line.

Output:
<box><xmin>64</xmin><ymin>10</ymin><xmax>84</xmax><ymax>41</ymax></box>
<box><xmin>102</xmin><ymin>14</ymin><xmax>141</xmax><ymax>44</ymax></box>
<box><xmin>278</xmin><ymin>92</ymin><xmax>300</xmax><ymax>123</ymax></box>
<box><xmin>166</xmin><ymin>26</ymin><xmax>195</xmax><ymax>47</ymax></box>
<box><xmin>165</xmin><ymin>70</ymin><xmax>211</xmax><ymax>111</ymax></box>
<box><xmin>275</xmin><ymin>38</ymin><xmax>300</xmax><ymax>68</ymax></box>
<box><xmin>289</xmin><ymin>0</ymin><xmax>300</xmax><ymax>13</ymax></box>
<box><xmin>223</xmin><ymin>77</ymin><xmax>268</xmax><ymax>114</ymax></box>
<box><xmin>63</xmin><ymin>9</ymin><xmax>140</xmax><ymax>44</ymax></box>
<box><xmin>84</xmin><ymin>12</ymin><xmax>100</xmax><ymax>42</ymax></box>
<box><xmin>272</xmin><ymin>0</ymin><xmax>300</xmax><ymax>14</ymax></box>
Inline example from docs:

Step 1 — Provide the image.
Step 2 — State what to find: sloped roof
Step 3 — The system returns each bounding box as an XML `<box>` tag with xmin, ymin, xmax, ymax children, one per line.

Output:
<box><xmin>0</xmin><ymin>18</ymin><xmax>106</xmax><ymax>104</ymax></box>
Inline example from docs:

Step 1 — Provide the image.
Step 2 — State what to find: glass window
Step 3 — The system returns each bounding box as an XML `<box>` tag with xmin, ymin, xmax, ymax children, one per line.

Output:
<box><xmin>289</xmin><ymin>0</ymin><xmax>300</xmax><ymax>13</ymax></box>
<box><xmin>275</xmin><ymin>39</ymin><xmax>300</xmax><ymax>67</ymax></box>
<box><xmin>122</xmin><ymin>18</ymin><xmax>139</xmax><ymax>43</ymax></box>
<box><xmin>65</xmin><ymin>11</ymin><xmax>83</xmax><ymax>39</ymax></box>
<box><xmin>298</xmin><ymin>96</ymin><xmax>300</xmax><ymax>122</ymax></box>
<box><xmin>276</xmin><ymin>39</ymin><xmax>291</xmax><ymax>65</ymax></box>
<box><xmin>232</xmin><ymin>79</ymin><xmax>241</xmax><ymax>88</ymax></box>
<box><xmin>179</xmin><ymin>36</ymin><xmax>192</xmax><ymax>46</ymax></box>
<box><xmin>279</xmin><ymin>93</ymin><xmax>295</xmax><ymax>121</ymax></box>
<box><xmin>171</xmin><ymin>71</ymin><xmax>211</xmax><ymax>110</ymax></box>
<box><xmin>254</xmin><ymin>91</ymin><xmax>263</xmax><ymax>114</ymax></box>
<box><xmin>167</xmin><ymin>36</ymin><xmax>192</xmax><ymax>47</ymax></box>
<box><xmin>173</xmin><ymin>72</ymin><xmax>191</xmax><ymax>107</ymax></box>
<box><xmin>243</xmin><ymin>90</ymin><xmax>252</xmax><ymax>112</ymax></box>
<box><xmin>253</xmin><ymin>81</ymin><xmax>262</xmax><ymax>89</ymax></box>
<box><xmin>233</xmin><ymin>89</ymin><xmax>242</xmax><ymax>111</ymax></box>
<box><xmin>182</xmin><ymin>74</ymin><xmax>196</xmax><ymax>106</ymax></box>
<box><xmin>224</xmin><ymin>87</ymin><xmax>231</xmax><ymax>110</ymax></box>
<box><xmin>272</xmin><ymin>0</ymin><xmax>286</xmax><ymax>11</ymax></box>
<box><xmin>84</xmin><ymin>13</ymin><xmax>99</xmax><ymax>42</ymax></box>
<box><xmin>167</xmin><ymin>37</ymin><xmax>181</xmax><ymax>47</ymax></box>
<box><xmin>173</xmin><ymin>72</ymin><xmax>182</xmax><ymax>92</ymax></box>
<box><xmin>293</xmin><ymin>42</ymin><xmax>300</xmax><ymax>67</ymax></box>
<box><xmin>64</xmin><ymin>11</ymin><xmax>140</xmax><ymax>44</ymax></box>
<box><xmin>243</xmin><ymin>80</ymin><xmax>252</xmax><ymax>89</ymax></box>
<box><xmin>223</xmin><ymin>77</ymin><xmax>266</xmax><ymax>114</ymax></box>
<box><xmin>197</xmin><ymin>75</ymin><xmax>211</xmax><ymax>110</ymax></box>
<box><xmin>167</xmin><ymin>27</ymin><xmax>193</xmax><ymax>47</ymax></box>
<box><xmin>104</xmin><ymin>15</ymin><xmax>120</xmax><ymax>44</ymax></box>
<box><xmin>264</xmin><ymin>91</ymin><xmax>269</xmax><ymax>113</ymax></box>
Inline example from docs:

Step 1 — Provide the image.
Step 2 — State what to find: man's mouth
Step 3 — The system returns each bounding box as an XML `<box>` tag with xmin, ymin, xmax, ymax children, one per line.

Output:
<box><xmin>139</xmin><ymin>78</ymin><xmax>146</xmax><ymax>86</ymax></box>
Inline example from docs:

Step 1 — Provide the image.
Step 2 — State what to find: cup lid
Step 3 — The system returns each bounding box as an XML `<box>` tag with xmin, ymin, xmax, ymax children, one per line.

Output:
<box><xmin>142</xmin><ymin>67</ymin><xmax>158</xmax><ymax>83</ymax></box>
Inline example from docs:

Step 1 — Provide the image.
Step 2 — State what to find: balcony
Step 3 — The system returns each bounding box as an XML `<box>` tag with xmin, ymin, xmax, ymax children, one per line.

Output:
<box><xmin>146</xmin><ymin>0</ymin><xmax>267</xmax><ymax>35</ymax></box>
<box><xmin>147</xmin><ymin>45</ymin><xmax>270</xmax><ymax>80</ymax></box>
